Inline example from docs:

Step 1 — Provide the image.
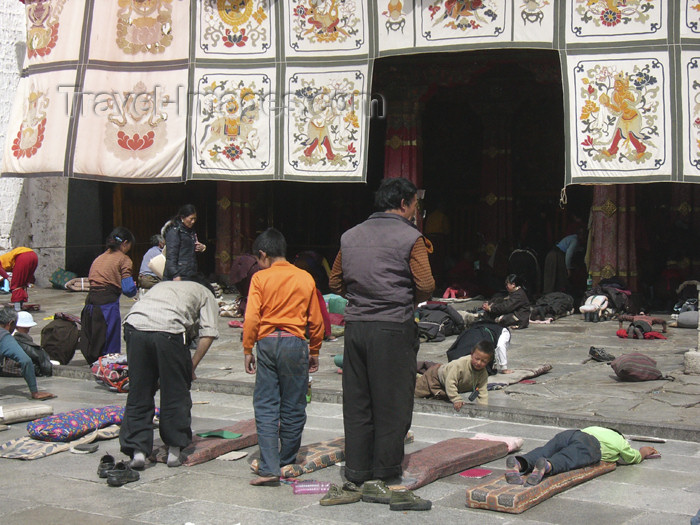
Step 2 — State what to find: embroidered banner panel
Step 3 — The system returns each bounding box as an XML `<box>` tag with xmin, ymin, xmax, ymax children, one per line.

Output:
<box><xmin>24</xmin><ymin>0</ymin><xmax>86</xmax><ymax>67</ymax></box>
<box><xmin>72</xmin><ymin>68</ymin><xmax>187</xmax><ymax>181</ymax></box>
<box><xmin>2</xmin><ymin>69</ymin><xmax>75</xmax><ymax>176</ymax></box>
<box><xmin>2</xmin><ymin>1</ymin><xmax>700</xmax><ymax>184</ymax></box>
<box><xmin>191</xmin><ymin>67</ymin><xmax>276</xmax><ymax>180</ymax></box>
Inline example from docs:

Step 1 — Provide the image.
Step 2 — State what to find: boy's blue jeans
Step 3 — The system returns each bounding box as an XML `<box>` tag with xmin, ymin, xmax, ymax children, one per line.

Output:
<box><xmin>253</xmin><ymin>331</ymin><xmax>309</xmax><ymax>477</ymax></box>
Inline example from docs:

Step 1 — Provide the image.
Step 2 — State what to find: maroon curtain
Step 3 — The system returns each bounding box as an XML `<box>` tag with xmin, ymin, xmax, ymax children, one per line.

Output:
<box><xmin>216</xmin><ymin>182</ymin><xmax>255</xmax><ymax>279</ymax></box>
<box><xmin>384</xmin><ymin>101</ymin><xmax>422</xmax><ymax>188</ymax></box>
<box><xmin>588</xmin><ymin>184</ymin><xmax>637</xmax><ymax>291</ymax></box>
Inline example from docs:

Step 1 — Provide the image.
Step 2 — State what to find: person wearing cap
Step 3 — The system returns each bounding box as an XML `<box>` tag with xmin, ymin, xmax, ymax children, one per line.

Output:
<box><xmin>0</xmin><ymin>306</ymin><xmax>55</xmax><ymax>400</ymax></box>
<box><xmin>13</xmin><ymin>311</ymin><xmax>53</xmax><ymax>377</ymax></box>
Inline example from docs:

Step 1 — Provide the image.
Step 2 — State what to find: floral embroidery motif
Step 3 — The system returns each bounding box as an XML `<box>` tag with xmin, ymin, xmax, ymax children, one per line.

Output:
<box><xmin>196</xmin><ymin>76</ymin><xmax>269</xmax><ymax>170</ymax></box>
<box><xmin>577</xmin><ymin>61</ymin><xmax>661</xmax><ymax>165</ymax></box>
<box><xmin>12</xmin><ymin>89</ymin><xmax>48</xmax><ymax>159</ymax></box>
<box><xmin>104</xmin><ymin>81</ymin><xmax>169</xmax><ymax>160</ymax></box>
<box><xmin>423</xmin><ymin>0</ymin><xmax>501</xmax><ymax>37</ymax></box>
<box><xmin>116</xmin><ymin>0</ymin><xmax>174</xmax><ymax>55</ymax></box>
<box><xmin>200</xmin><ymin>0</ymin><xmax>270</xmax><ymax>54</ymax></box>
<box><xmin>289</xmin><ymin>0</ymin><xmax>362</xmax><ymax>50</ymax></box>
<box><xmin>520</xmin><ymin>0</ymin><xmax>549</xmax><ymax>25</ymax></box>
<box><xmin>288</xmin><ymin>73</ymin><xmax>362</xmax><ymax>170</ymax></box>
<box><xmin>573</xmin><ymin>0</ymin><xmax>657</xmax><ymax>32</ymax></box>
<box><xmin>25</xmin><ymin>0</ymin><xmax>67</xmax><ymax>59</ymax></box>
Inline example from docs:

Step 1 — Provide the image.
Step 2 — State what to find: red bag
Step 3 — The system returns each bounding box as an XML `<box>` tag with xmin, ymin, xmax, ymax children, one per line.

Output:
<box><xmin>610</xmin><ymin>352</ymin><xmax>671</xmax><ymax>382</ymax></box>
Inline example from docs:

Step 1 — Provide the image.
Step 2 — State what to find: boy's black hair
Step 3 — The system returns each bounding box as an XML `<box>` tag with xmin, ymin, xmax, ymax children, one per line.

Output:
<box><xmin>473</xmin><ymin>340</ymin><xmax>495</xmax><ymax>359</ymax></box>
<box><xmin>252</xmin><ymin>227</ymin><xmax>287</xmax><ymax>258</ymax></box>
<box><xmin>106</xmin><ymin>226</ymin><xmax>135</xmax><ymax>251</ymax></box>
<box><xmin>505</xmin><ymin>274</ymin><xmax>525</xmax><ymax>288</ymax></box>
<box><xmin>373</xmin><ymin>177</ymin><xmax>417</xmax><ymax>212</ymax></box>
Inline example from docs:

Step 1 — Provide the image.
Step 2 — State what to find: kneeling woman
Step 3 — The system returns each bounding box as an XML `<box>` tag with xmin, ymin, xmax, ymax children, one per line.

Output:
<box><xmin>482</xmin><ymin>274</ymin><xmax>530</xmax><ymax>329</ymax></box>
<box><xmin>80</xmin><ymin>227</ymin><xmax>137</xmax><ymax>363</ymax></box>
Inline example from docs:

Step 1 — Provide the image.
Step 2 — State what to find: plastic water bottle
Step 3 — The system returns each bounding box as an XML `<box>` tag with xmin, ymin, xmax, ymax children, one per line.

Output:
<box><xmin>586</xmin><ymin>273</ymin><xmax>593</xmax><ymax>290</ymax></box>
<box><xmin>1</xmin><ymin>279</ymin><xmax>9</xmax><ymax>293</ymax></box>
<box><xmin>292</xmin><ymin>480</ymin><xmax>331</xmax><ymax>494</ymax></box>
<box><xmin>306</xmin><ymin>376</ymin><xmax>313</xmax><ymax>403</ymax></box>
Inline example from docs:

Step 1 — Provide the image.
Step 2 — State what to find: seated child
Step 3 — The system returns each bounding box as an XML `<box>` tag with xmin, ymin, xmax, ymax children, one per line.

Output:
<box><xmin>466</xmin><ymin>274</ymin><xmax>530</xmax><ymax>329</ymax></box>
<box><xmin>414</xmin><ymin>340</ymin><xmax>494</xmax><ymax>410</ymax></box>
<box><xmin>504</xmin><ymin>426</ymin><xmax>658</xmax><ymax>486</ymax></box>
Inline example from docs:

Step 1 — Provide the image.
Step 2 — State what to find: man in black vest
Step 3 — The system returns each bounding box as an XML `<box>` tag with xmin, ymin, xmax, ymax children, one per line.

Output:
<box><xmin>330</xmin><ymin>177</ymin><xmax>434</xmax><ymax>508</ymax></box>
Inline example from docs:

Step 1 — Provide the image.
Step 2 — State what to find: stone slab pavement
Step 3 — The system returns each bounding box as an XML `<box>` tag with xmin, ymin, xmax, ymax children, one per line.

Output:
<box><xmin>20</xmin><ymin>286</ymin><xmax>700</xmax><ymax>441</ymax></box>
<box><xmin>1</xmin><ymin>287</ymin><xmax>699</xmax><ymax>523</ymax></box>
<box><xmin>0</xmin><ymin>374</ymin><xmax>699</xmax><ymax>524</ymax></box>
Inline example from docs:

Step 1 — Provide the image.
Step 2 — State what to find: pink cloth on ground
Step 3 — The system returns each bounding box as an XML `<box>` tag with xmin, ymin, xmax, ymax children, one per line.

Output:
<box><xmin>472</xmin><ymin>433</ymin><xmax>523</xmax><ymax>453</ymax></box>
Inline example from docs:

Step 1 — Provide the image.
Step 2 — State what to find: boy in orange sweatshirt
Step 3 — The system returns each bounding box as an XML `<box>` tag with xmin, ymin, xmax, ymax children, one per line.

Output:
<box><xmin>243</xmin><ymin>228</ymin><xmax>324</xmax><ymax>486</ymax></box>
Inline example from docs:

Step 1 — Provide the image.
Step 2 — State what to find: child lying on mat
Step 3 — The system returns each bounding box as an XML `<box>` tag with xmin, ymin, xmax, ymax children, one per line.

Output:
<box><xmin>504</xmin><ymin>426</ymin><xmax>658</xmax><ymax>486</ymax></box>
<box><xmin>414</xmin><ymin>340</ymin><xmax>493</xmax><ymax>410</ymax></box>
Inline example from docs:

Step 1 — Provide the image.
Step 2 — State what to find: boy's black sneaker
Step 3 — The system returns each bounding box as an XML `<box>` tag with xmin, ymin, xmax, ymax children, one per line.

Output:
<box><xmin>589</xmin><ymin>346</ymin><xmax>615</xmax><ymax>362</ymax></box>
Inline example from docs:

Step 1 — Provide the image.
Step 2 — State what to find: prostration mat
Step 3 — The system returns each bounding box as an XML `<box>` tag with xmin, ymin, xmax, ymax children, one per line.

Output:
<box><xmin>465</xmin><ymin>461</ymin><xmax>617</xmax><ymax>514</ymax></box>
<box><xmin>400</xmin><ymin>438</ymin><xmax>509</xmax><ymax>490</ymax></box>
<box><xmin>250</xmin><ymin>436</ymin><xmax>346</xmax><ymax>478</ymax></box>
<box><xmin>151</xmin><ymin>419</ymin><xmax>257</xmax><ymax>467</ymax></box>
<box><xmin>249</xmin><ymin>431</ymin><xmax>415</xmax><ymax>478</ymax></box>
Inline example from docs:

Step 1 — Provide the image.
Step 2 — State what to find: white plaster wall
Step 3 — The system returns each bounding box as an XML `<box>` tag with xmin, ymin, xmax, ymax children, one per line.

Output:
<box><xmin>0</xmin><ymin>1</ymin><xmax>68</xmax><ymax>286</ymax></box>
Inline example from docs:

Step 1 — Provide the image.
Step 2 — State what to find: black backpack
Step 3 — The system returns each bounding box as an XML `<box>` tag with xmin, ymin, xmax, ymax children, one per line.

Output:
<box><xmin>41</xmin><ymin>319</ymin><xmax>79</xmax><ymax>365</ymax></box>
<box><xmin>416</xmin><ymin>303</ymin><xmax>465</xmax><ymax>342</ymax></box>
<box><xmin>446</xmin><ymin>321</ymin><xmax>503</xmax><ymax>375</ymax></box>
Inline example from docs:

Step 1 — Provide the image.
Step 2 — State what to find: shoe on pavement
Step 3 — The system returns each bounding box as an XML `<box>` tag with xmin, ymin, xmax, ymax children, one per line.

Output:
<box><xmin>361</xmin><ymin>479</ymin><xmax>392</xmax><ymax>504</ymax></box>
<box><xmin>589</xmin><ymin>346</ymin><xmax>615</xmax><ymax>362</ymax></box>
<box><xmin>389</xmin><ymin>489</ymin><xmax>432</xmax><ymax>511</ymax></box>
<box><xmin>319</xmin><ymin>482</ymin><xmax>362</xmax><ymax>506</ymax></box>
<box><xmin>106</xmin><ymin>461</ymin><xmax>140</xmax><ymax>487</ymax></box>
<box><xmin>97</xmin><ymin>453</ymin><xmax>116</xmax><ymax>478</ymax></box>
<box><xmin>505</xmin><ymin>455</ymin><xmax>523</xmax><ymax>485</ymax></box>
<box><xmin>526</xmin><ymin>457</ymin><xmax>548</xmax><ymax>486</ymax></box>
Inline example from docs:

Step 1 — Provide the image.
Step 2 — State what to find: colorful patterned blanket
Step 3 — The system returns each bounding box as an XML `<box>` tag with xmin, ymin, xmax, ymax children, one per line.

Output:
<box><xmin>0</xmin><ymin>425</ymin><xmax>120</xmax><ymax>460</ymax></box>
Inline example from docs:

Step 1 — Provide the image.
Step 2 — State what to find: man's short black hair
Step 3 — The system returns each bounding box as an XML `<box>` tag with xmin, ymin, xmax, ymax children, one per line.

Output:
<box><xmin>252</xmin><ymin>227</ymin><xmax>287</xmax><ymax>258</ymax></box>
<box><xmin>373</xmin><ymin>177</ymin><xmax>417</xmax><ymax>212</ymax></box>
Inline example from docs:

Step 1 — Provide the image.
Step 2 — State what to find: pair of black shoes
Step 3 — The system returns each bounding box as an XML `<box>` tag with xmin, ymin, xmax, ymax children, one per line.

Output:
<box><xmin>97</xmin><ymin>454</ymin><xmax>140</xmax><ymax>487</ymax></box>
<box><xmin>584</xmin><ymin>311</ymin><xmax>600</xmax><ymax>322</ymax></box>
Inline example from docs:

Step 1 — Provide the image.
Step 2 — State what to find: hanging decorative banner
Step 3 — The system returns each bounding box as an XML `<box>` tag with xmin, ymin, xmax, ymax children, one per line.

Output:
<box><xmin>417</xmin><ymin>0</ymin><xmax>510</xmax><ymax>46</ymax></box>
<box><xmin>567</xmin><ymin>51</ymin><xmax>672</xmax><ymax>182</ymax></box>
<box><xmin>88</xmin><ymin>0</ymin><xmax>189</xmax><ymax>62</ymax></box>
<box><xmin>196</xmin><ymin>0</ymin><xmax>275</xmax><ymax>59</ymax></box>
<box><xmin>513</xmin><ymin>0</ymin><xmax>555</xmax><ymax>43</ymax></box>
<box><xmin>284</xmin><ymin>65</ymin><xmax>368</xmax><ymax>181</ymax></box>
<box><xmin>566</xmin><ymin>0</ymin><xmax>666</xmax><ymax>44</ymax></box>
<box><xmin>192</xmin><ymin>69</ymin><xmax>275</xmax><ymax>179</ymax></box>
<box><xmin>285</xmin><ymin>0</ymin><xmax>369</xmax><ymax>56</ymax></box>
<box><xmin>681</xmin><ymin>50</ymin><xmax>700</xmax><ymax>180</ymax></box>
<box><xmin>72</xmin><ymin>69</ymin><xmax>187</xmax><ymax>181</ymax></box>
<box><xmin>4</xmin><ymin>1</ymin><xmax>700</xmax><ymax>183</ymax></box>
<box><xmin>2</xmin><ymin>69</ymin><xmax>74</xmax><ymax>176</ymax></box>
<box><xmin>681</xmin><ymin>0</ymin><xmax>700</xmax><ymax>39</ymax></box>
<box><xmin>376</xmin><ymin>0</ymin><xmax>415</xmax><ymax>54</ymax></box>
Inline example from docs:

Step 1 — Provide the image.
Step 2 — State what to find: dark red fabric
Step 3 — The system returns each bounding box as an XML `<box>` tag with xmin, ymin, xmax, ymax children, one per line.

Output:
<box><xmin>10</xmin><ymin>251</ymin><xmax>38</xmax><ymax>303</ymax></box>
<box><xmin>643</xmin><ymin>331</ymin><xmax>666</xmax><ymax>340</ymax></box>
<box><xmin>316</xmin><ymin>288</ymin><xmax>331</xmax><ymax>337</ymax></box>
<box><xmin>616</xmin><ymin>328</ymin><xmax>628</xmax><ymax>338</ymax></box>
